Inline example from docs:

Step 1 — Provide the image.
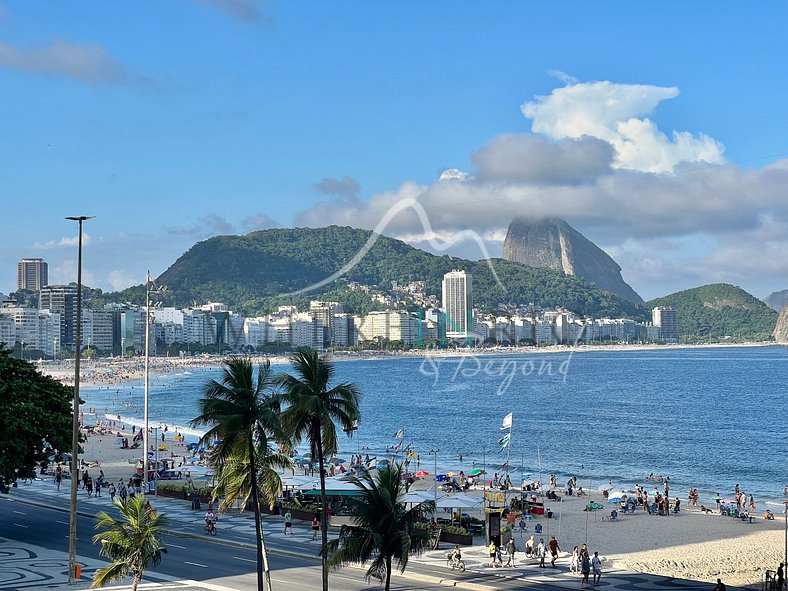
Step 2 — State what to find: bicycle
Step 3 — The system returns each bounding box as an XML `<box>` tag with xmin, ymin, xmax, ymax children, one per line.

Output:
<box><xmin>204</xmin><ymin>521</ymin><xmax>217</xmax><ymax>536</ymax></box>
<box><xmin>446</xmin><ymin>551</ymin><xmax>465</xmax><ymax>572</ymax></box>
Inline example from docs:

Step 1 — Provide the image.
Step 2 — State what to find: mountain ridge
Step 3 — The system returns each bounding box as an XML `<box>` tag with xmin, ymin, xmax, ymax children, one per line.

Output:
<box><xmin>502</xmin><ymin>216</ymin><xmax>643</xmax><ymax>303</ymax></box>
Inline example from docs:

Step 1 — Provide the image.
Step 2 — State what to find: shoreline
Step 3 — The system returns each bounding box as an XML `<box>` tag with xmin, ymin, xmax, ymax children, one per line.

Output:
<box><xmin>40</xmin><ymin>340</ymin><xmax>780</xmax><ymax>387</ymax></box>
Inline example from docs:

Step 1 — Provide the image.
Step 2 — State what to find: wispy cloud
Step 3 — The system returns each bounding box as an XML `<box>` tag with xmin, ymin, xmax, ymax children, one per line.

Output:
<box><xmin>0</xmin><ymin>39</ymin><xmax>129</xmax><ymax>85</ymax></box>
<box><xmin>33</xmin><ymin>233</ymin><xmax>92</xmax><ymax>249</ymax></box>
<box><xmin>107</xmin><ymin>269</ymin><xmax>139</xmax><ymax>291</ymax></box>
<box><xmin>166</xmin><ymin>212</ymin><xmax>280</xmax><ymax>239</ymax></box>
<box><xmin>195</xmin><ymin>0</ymin><xmax>263</xmax><ymax>22</ymax></box>
<box><xmin>314</xmin><ymin>175</ymin><xmax>361</xmax><ymax>199</ymax></box>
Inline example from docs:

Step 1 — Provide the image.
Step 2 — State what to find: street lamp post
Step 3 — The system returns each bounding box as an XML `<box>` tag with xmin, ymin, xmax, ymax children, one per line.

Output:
<box><xmin>427</xmin><ymin>448</ymin><xmax>439</xmax><ymax>514</ymax></box>
<box><xmin>66</xmin><ymin>215</ymin><xmax>93</xmax><ymax>584</ymax></box>
<box><xmin>142</xmin><ymin>272</ymin><xmax>166</xmax><ymax>496</ymax></box>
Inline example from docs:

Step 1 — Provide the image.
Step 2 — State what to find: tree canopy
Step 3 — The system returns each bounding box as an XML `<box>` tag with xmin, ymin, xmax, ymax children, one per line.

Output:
<box><xmin>0</xmin><ymin>345</ymin><xmax>73</xmax><ymax>493</ymax></box>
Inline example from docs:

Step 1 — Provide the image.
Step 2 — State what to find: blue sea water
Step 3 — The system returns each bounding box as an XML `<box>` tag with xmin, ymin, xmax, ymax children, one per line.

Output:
<box><xmin>83</xmin><ymin>346</ymin><xmax>788</xmax><ymax>502</ymax></box>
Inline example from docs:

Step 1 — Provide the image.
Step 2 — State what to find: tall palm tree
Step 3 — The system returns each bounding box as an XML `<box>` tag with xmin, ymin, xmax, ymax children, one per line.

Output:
<box><xmin>91</xmin><ymin>496</ymin><xmax>167</xmax><ymax>591</ymax></box>
<box><xmin>190</xmin><ymin>357</ymin><xmax>288</xmax><ymax>591</ymax></box>
<box><xmin>321</xmin><ymin>462</ymin><xmax>431</xmax><ymax>591</ymax></box>
<box><xmin>277</xmin><ymin>347</ymin><xmax>361</xmax><ymax>591</ymax></box>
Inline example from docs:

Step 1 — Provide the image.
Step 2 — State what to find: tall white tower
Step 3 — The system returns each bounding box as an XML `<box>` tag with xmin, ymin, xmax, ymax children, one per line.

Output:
<box><xmin>441</xmin><ymin>270</ymin><xmax>473</xmax><ymax>340</ymax></box>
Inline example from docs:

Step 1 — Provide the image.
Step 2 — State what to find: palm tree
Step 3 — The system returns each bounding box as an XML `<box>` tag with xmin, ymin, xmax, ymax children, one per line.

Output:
<box><xmin>190</xmin><ymin>356</ymin><xmax>288</xmax><ymax>591</ymax></box>
<box><xmin>91</xmin><ymin>496</ymin><xmax>167</xmax><ymax>591</ymax></box>
<box><xmin>321</xmin><ymin>462</ymin><xmax>431</xmax><ymax>591</ymax></box>
<box><xmin>277</xmin><ymin>347</ymin><xmax>361</xmax><ymax>591</ymax></box>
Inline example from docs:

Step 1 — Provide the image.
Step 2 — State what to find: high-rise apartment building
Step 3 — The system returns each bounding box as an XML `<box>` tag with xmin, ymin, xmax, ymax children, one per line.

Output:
<box><xmin>652</xmin><ymin>307</ymin><xmax>678</xmax><ymax>342</ymax></box>
<box><xmin>441</xmin><ymin>270</ymin><xmax>473</xmax><ymax>340</ymax></box>
<box><xmin>39</xmin><ymin>284</ymin><xmax>78</xmax><ymax>348</ymax></box>
<box><xmin>17</xmin><ymin>258</ymin><xmax>48</xmax><ymax>291</ymax></box>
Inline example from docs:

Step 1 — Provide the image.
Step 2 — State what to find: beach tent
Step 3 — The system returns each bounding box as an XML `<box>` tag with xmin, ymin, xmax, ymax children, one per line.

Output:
<box><xmin>435</xmin><ymin>493</ymin><xmax>482</xmax><ymax>509</ymax></box>
<box><xmin>401</xmin><ymin>490</ymin><xmax>435</xmax><ymax>504</ymax></box>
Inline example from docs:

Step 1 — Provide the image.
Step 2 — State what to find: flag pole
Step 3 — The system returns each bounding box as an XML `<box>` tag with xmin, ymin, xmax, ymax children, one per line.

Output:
<box><xmin>506</xmin><ymin>413</ymin><xmax>512</xmax><ymax>479</ymax></box>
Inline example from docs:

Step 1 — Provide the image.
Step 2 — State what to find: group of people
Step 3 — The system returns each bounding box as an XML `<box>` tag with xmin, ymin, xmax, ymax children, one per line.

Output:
<box><xmin>569</xmin><ymin>544</ymin><xmax>602</xmax><ymax>588</ymax></box>
<box><xmin>485</xmin><ymin>535</ymin><xmax>602</xmax><ymax>586</ymax></box>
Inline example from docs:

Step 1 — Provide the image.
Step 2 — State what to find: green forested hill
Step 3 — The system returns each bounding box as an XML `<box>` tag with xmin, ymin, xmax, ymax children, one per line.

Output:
<box><xmin>113</xmin><ymin>226</ymin><xmax>645</xmax><ymax>318</ymax></box>
<box><xmin>647</xmin><ymin>284</ymin><xmax>777</xmax><ymax>341</ymax></box>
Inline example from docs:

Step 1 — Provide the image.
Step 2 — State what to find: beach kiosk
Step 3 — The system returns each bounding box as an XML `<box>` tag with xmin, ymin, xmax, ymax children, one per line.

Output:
<box><xmin>485</xmin><ymin>490</ymin><xmax>506</xmax><ymax>545</ymax></box>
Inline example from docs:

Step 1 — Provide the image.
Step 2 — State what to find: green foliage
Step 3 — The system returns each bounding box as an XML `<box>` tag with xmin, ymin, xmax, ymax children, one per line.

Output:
<box><xmin>647</xmin><ymin>283</ymin><xmax>778</xmax><ymax>341</ymax></box>
<box><xmin>322</xmin><ymin>463</ymin><xmax>430</xmax><ymax>591</ymax></box>
<box><xmin>0</xmin><ymin>345</ymin><xmax>73</xmax><ymax>493</ymax></box>
<box><xmin>91</xmin><ymin>496</ymin><xmax>167</xmax><ymax>591</ymax></box>
<box><xmin>277</xmin><ymin>347</ymin><xmax>362</xmax><ymax>591</ymax></box>
<box><xmin>189</xmin><ymin>356</ymin><xmax>288</xmax><ymax>591</ymax></box>
<box><xmin>109</xmin><ymin>226</ymin><xmax>645</xmax><ymax>318</ymax></box>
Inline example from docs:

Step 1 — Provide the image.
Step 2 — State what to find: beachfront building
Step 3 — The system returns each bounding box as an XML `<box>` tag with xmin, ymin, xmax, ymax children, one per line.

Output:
<box><xmin>17</xmin><ymin>258</ymin><xmax>48</xmax><ymax>291</ymax></box>
<box><xmin>81</xmin><ymin>309</ymin><xmax>114</xmax><ymax>353</ymax></box>
<box><xmin>652</xmin><ymin>307</ymin><xmax>678</xmax><ymax>342</ymax></box>
<box><xmin>355</xmin><ymin>310</ymin><xmax>420</xmax><ymax>345</ymax></box>
<box><xmin>441</xmin><ymin>270</ymin><xmax>473</xmax><ymax>342</ymax></box>
<box><xmin>39</xmin><ymin>284</ymin><xmax>78</xmax><ymax>349</ymax></box>
<box><xmin>0</xmin><ymin>302</ymin><xmax>60</xmax><ymax>356</ymax></box>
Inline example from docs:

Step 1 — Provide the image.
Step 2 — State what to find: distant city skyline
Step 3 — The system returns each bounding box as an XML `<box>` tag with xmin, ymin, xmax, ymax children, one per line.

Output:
<box><xmin>3</xmin><ymin>2</ymin><xmax>788</xmax><ymax>300</ymax></box>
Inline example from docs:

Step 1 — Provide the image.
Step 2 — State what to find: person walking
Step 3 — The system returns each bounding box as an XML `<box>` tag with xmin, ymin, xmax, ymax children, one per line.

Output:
<box><xmin>54</xmin><ymin>467</ymin><xmax>62</xmax><ymax>491</ymax></box>
<box><xmin>537</xmin><ymin>537</ymin><xmax>546</xmax><ymax>567</ymax></box>
<box><xmin>311</xmin><ymin>516</ymin><xmax>320</xmax><ymax>541</ymax></box>
<box><xmin>505</xmin><ymin>538</ymin><xmax>517</xmax><ymax>567</ymax></box>
<box><xmin>581</xmin><ymin>551</ymin><xmax>591</xmax><ymax>588</ymax></box>
<box><xmin>283</xmin><ymin>510</ymin><xmax>293</xmax><ymax>535</ymax></box>
<box><xmin>592</xmin><ymin>551</ymin><xmax>601</xmax><ymax>586</ymax></box>
<box><xmin>108</xmin><ymin>482</ymin><xmax>116</xmax><ymax>501</ymax></box>
<box><xmin>570</xmin><ymin>545</ymin><xmax>579</xmax><ymax>575</ymax></box>
<box><xmin>549</xmin><ymin>536</ymin><xmax>561</xmax><ymax>567</ymax></box>
<box><xmin>488</xmin><ymin>540</ymin><xmax>497</xmax><ymax>567</ymax></box>
<box><xmin>86</xmin><ymin>476</ymin><xmax>93</xmax><ymax>497</ymax></box>
<box><xmin>776</xmin><ymin>563</ymin><xmax>784</xmax><ymax>591</ymax></box>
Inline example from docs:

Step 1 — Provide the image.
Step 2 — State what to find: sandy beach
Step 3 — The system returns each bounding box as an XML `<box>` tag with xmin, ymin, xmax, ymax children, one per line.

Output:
<box><xmin>50</xmin><ymin>429</ymin><xmax>786</xmax><ymax>590</ymax></box>
<box><xmin>36</xmin><ymin>343</ymin><xmax>786</xmax><ymax>589</ymax></box>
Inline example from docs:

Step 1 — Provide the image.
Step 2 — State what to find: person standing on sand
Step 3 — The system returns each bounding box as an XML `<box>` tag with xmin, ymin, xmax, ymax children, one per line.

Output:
<box><xmin>537</xmin><ymin>537</ymin><xmax>546</xmax><ymax>567</ymax></box>
<box><xmin>775</xmin><ymin>563</ymin><xmax>784</xmax><ymax>591</ymax></box>
<box><xmin>570</xmin><ymin>546</ymin><xmax>579</xmax><ymax>574</ymax></box>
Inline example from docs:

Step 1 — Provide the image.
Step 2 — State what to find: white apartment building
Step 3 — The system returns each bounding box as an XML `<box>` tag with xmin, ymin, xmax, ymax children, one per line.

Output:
<box><xmin>356</xmin><ymin>310</ymin><xmax>420</xmax><ymax>345</ymax></box>
<box><xmin>441</xmin><ymin>270</ymin><xmax>473</xmax><ymax>340</ymax></box>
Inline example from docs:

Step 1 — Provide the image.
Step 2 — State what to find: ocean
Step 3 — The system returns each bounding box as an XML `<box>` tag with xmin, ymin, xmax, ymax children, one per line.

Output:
<box><xmin>82</xmin><ymin>345</ymin><xmax>788</xmax><ymax>502</ymax></box>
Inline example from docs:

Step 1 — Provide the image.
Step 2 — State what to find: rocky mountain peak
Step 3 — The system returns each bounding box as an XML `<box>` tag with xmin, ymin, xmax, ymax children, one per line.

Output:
<box><xmin>502</xmin><ymin>216</ymin><xmax>643</xmax><ymax>303</ymax></box>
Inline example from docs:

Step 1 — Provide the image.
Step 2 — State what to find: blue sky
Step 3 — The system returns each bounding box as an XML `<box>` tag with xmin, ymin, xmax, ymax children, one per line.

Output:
<box><xmin>2</xmin><ymin>1</ymin><xmax>788</xmax><ymax>301</ymax></box>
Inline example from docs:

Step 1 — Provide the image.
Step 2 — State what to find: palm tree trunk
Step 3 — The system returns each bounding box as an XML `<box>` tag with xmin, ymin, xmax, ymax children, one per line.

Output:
<box><xmin>132</xmin><ymin>571</ymin><xmax>142</xmax><ymax>591</ymax></box>
<box><xmin>316</xmin><ymin>432</ymin><xmax>329</xmax><ymax>591</ymax></box>
<box><xmin>385</xmin><ymin>556</ymin><xmax>392</xmax><ymax>591</ymax></box>
<box><xmin>248</xmin><ymin>433</ymin><xmax>269</xmax><ymax>591</ymax></box>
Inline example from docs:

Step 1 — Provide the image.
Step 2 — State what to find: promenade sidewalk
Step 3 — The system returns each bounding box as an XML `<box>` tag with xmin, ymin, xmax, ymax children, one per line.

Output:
<box><xmin>6</xmin><ymin>477</ymin><xmax>742</xmax><ymax>591</ymax></box>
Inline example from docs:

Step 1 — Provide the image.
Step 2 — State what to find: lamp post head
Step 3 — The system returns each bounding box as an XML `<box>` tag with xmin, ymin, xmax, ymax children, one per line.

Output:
<box><xmin>65</xmin><ymin>216</ymin><xmax>95</xmax><ymax>222</ymax></box>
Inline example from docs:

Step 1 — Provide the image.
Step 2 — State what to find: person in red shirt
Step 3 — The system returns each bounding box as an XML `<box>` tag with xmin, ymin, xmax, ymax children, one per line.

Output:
<box><xmin>549</xmin><ymin>536</ymin><xmax>560</xmax><ymax>567</ymax></box>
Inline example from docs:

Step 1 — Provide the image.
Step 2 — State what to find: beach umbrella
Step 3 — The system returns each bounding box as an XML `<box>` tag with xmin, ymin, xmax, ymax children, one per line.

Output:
<box><xmin>415</xmin><ymin>470</ymin><xmax>429</xmax><ymax>477</ymax></box>
<box><xmin>467</xmin><ymin>468</ymin><xmax>486</xmax><ymax>477</ymax></box>
<box><xmin>607</xmin><ymin>496</ymin><xmax>624</xmax><ymax>504</ymax></box>
<box><xmin>585</xmin><ymin>502</ymin><xmax>604</xmax><ymax>511</ymax></box>
<box><xmin>401</xmin><ymin>490</ymin><xmax>435</xmax><ymax>504</ymax></box>
<box><xmin>328</xmin><ymin>457</ymin><xmax>347</xmax><ymax>464</ymax></box>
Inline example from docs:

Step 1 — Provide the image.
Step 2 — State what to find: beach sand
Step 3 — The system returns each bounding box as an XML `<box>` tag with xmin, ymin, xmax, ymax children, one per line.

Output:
<box><xmin>61</xmin><ymin>429</ymin><xmax>785</xmax><ymax>589</ymax></box>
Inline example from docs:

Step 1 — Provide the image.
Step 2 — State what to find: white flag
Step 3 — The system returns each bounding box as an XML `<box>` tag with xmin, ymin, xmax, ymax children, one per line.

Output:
<box><xmin>500</xmin><ymin>412</ymin><xmax>512</xmax><ymax>430</ymax></box>
<box><xmin>393</xmin><ymin>427</ymin><xmax>404</xmax><ymax>440</ymax></box>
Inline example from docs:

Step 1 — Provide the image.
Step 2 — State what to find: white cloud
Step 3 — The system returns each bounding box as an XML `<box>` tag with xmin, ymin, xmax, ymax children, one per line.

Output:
<box><xmin>521</xmin><ymin>80</ymin><xmax>724</xmax><ymax>173</ymax></box>
<box><xmin>33</xmin><ymin>233</ymin><xmax>93</xmax><ymax>249</ymax></box>
<box><xmin>107</xmin><ymin>270</ymin><xmax>139</xmax><ymax>291</ymax></box>
<box><xmin>0</xmin><ymin>39</ymin><xmax>128</xmax><ymax>85</ymax></box>
<box><xmin>294</xmin><ymin>79</ymin><xmax>788</xmax><ymax>298</ymax></box>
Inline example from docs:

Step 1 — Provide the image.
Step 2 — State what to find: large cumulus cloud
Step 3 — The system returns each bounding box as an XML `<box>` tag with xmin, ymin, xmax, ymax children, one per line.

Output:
<box><xmin>295</xmin><ymin>79</ymin><xmax>788</xmax><ymax>299</ymax></box>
